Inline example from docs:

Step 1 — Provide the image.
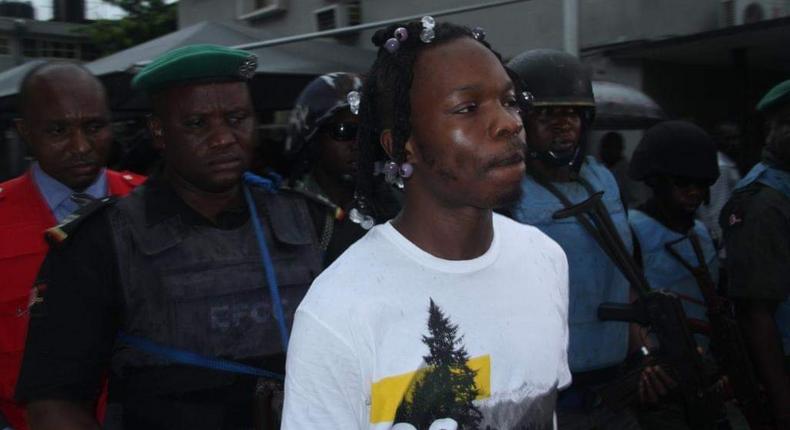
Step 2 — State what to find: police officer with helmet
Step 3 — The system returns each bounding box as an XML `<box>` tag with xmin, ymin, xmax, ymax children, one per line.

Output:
<box><xmin>507</xmin><ymin>49</ymin><xmax>640</xmax><ymax>428</ymax></box>
<box><xmin>283</xmin><ymin>72</ymin><xmax>400</xmax><ymax>267</ymax></box>
<box><xmin>628</xmin><ymin>120</ymin><xmax>720</xmax><ymax>332</ymax></box>
<box><xmin>15</xmin><ymin>45</ymin><xmax>322</xmax><ymax>430</ymax></box>
<box><xmin>627</xmin><ymin>121</ymin><xmax>722</xmax><ymax>429</ymax></box>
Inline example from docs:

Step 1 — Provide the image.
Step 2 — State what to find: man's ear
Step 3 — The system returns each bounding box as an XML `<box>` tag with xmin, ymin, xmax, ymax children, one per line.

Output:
<box><xmin>380</xmin><ymin>129</ymin><xmax>417</xmax><ymax>163</ymax></box>
<box><xmin>379</xmin><ymin>129</ymin><xmax>395</xmax><ymax>159</ymax></box>
<box><xmin>147</xmin><ymin>115</ymin><xmax>165</xmax><ymax>152</ymax></box>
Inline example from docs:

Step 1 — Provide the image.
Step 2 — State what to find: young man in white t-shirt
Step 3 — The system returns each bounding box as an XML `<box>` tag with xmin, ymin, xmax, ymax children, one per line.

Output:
<box><xmin>282</xmin><ymin>20</ymin><xmax>570</xmax><ymax>430</ymax></box>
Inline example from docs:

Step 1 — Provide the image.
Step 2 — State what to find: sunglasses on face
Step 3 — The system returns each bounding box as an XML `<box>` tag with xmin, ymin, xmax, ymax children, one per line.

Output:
<box><xmin>670</xmin><ymin>176</ymin><xmax>715</xmax><ymax>189</ymax></box>
<box><xmin>322</xmin><ymin>122</ymin><xmax>359</xmax><ymax>142</ymax></box>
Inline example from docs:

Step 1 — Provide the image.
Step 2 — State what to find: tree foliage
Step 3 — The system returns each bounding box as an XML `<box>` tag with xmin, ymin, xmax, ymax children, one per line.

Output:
<box><xmin>80</xmin><ymin>1</ymin><xmax>177</xmax><ymax>57</ymax></box>
<box><xmin>394</xmin><ymin>299</ymin><xmax>483</xmax><ymax>429</ymax></box>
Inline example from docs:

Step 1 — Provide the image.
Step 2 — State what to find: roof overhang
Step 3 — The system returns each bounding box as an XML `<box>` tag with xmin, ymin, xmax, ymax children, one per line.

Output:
<box><xmin>584</xmin><ymin>16</ymin><xmax>790</xmax><ymax>71</ymax></box>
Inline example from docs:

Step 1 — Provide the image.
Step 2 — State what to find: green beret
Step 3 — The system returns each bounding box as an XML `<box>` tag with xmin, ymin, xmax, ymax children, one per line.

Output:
<box><xmin>757</xmin><ymin>79</ymin><xmax>790</xmax><ymax>113</ymax></box>
<box><xmin>132</xmin><ymin>44</ymin><xmax>257</xmax><ymax>92</ymax></box>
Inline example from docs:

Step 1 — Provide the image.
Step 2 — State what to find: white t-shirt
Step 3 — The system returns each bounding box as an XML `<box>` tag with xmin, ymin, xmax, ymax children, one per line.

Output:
<box><xmin>282</xmin><ymin>214</ymin><xmax>570</xmax><ymax>430</ymax></box>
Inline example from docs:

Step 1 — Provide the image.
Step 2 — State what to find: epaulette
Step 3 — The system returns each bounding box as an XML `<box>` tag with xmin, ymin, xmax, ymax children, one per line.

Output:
<box><xmin>280</xmin><ymin>185</ymin><xmax>345</xmax><ymax>221</ymax></box>
<box><xmin>118</xmin><ymin>171</ymin><xmax>147</xmax><ymax>187</ymax></box>
<box><xmin>44</xmin><ymin>196</ymin><xmax>118</xmax><ymax>246</ymax></box>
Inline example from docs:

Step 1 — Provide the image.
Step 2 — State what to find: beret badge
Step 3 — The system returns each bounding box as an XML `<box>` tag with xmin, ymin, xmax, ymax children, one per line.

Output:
<box><xmin>238</xmin><ymin>55</ymin><xmax>258</xmax><ymax>80</ymax></box>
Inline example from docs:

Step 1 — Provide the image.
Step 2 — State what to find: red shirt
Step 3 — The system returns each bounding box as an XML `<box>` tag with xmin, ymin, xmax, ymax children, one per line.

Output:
<box><xmin>0</xmin><ymin>169</ymin><xmax>145</xmax><ymax>430</ymax></box>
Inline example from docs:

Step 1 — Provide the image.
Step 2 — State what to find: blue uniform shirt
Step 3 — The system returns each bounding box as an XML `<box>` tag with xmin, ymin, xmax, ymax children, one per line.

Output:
<box><xmin>511</xmin><ymin>157</ymin><xmax>631</xmax><ymax>372</ymax></box>
<box><xmin>31</xmin><ymin>162</ymin><xmax>108</xmax><ymax>223</ymax></box>
<box><xmin>629</xmin><ymin>209</ymin><xmax>718</xmax><ymax>348</ymax></box>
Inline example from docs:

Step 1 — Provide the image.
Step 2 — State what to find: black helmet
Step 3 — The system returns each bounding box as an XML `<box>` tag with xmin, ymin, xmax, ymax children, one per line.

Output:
<box><xmin>507</xmin><ymin>49</ymin><xmax>595</xmax><ymax>114</ymax></box>
<box><xmin>629</xmin><ymin>120</ymin><xmax>719</xmax><ymax>182</ymax></box>
<box><xmin>507</xmin><ymin>49</ymin><xmax>595</xmax><ymax>171</ymax></box>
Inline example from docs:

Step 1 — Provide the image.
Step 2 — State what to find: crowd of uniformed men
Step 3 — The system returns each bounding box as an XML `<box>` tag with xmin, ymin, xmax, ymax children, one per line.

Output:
<box><xmin>0</xmin><ymin>16</ymin><xmax>788</xmax><ymax>430</ymax></box>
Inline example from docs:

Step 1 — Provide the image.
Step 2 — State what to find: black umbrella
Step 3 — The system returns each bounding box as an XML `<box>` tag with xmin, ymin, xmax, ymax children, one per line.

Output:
<box><xmin>592</xmin><ymin>80</ymin><xmax>667</xmax><ymax>129</ymax></box>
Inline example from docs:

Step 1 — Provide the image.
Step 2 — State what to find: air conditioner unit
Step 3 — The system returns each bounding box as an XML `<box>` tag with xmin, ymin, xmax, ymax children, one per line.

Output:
<box><xmin>237</xmin><ymin>0</ymin><xmax>288</xmax><ymax>21</ymax></box>
<box><xmin>719</xmin><ymin>0</ymin><xmax>790</xmax><ymax>27</ymax></box>
<box><xmin>313</xmin><ymin>1</ymin><xmax>361</xmax><ymax>32</ymax></box>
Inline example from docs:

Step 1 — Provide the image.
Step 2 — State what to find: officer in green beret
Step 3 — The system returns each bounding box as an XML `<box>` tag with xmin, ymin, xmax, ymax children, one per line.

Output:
<box><xmin>720</xmin><ymin>79</ymin><xmax>790</xmax><ymax>428</ymax></box>
<box><xmin>15</xmin><ymin>44</ymin><xmax>323</xmax><ymax>430</ymax></box>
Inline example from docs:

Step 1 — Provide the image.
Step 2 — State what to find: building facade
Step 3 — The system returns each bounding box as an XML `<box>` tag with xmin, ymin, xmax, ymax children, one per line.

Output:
<box><xmin>0</xmin><ymin>17</ymin><xmax>96</xmax><ymax>71</ymax></box>
<box><xmin>0</xmin><ymin>0</ymin><xmax>95</xmax><ymax>73</ymax></box>
<box><xmin>177</xmin><ymin>0</ymin><xmax>790</xmax><ymax>163</ymax></box>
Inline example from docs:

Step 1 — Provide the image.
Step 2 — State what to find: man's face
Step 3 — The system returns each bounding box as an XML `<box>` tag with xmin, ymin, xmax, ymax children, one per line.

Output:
<box><xmin>154</xmin><ymin>81</ymin><xmax>255</xmax><ymax>193</ymax></box>
<box><xmin>712</xmin><ymin>123</ymin><xmax>740</xmax><ymax>154</ymax></box>
<box><xmin>766</xmin><ymin>104</ymin><xmax>790</xmax><ymax>163</ymax></box>
<box><xmin>317</xmin><ymin>109</ymin><xmax>358</xmax><ymax>182</ymax></box>
<box><xmin>525</xmin><ymin>106</ymin><xmax>582</xmax><ymax>157</ymax></box>
<box><xmin>656</xmin><ymin>176</ymin><xmax>711</xmax><ymax>214</ymax></box>
<box><xmin>17</xmin><ymin>72</ymin><xmax>112</xmax><ymax>190</ymax></box>
<box><xmin>406</xmin><ymin>37</ymin><xmax>526</xmax><ymax>209</ymax></box>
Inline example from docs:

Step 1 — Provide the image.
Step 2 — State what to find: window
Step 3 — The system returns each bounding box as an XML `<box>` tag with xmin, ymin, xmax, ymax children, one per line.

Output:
<box><xmin>315</xmin><ymin>8</ymin><xmax>336</xmax><ymax>32</ymax></box>
<box><xmin>21</xmin><ymin>38</ymin><xmax>79</xmax><ymax>59</ymax></box>
<box><xmin>313</xmin><ymin>1</ymin><xmax>361</xmax><ymax>32</ymax></box>
<box><xmin>22</xmin><ymin>38</ymin><xmax>37</xmax><ymax>57</ymax></box>
<box><xmin>237</xmin><ymin>0</ymin><xmax>287</xmax><ymax>20</ymax></box>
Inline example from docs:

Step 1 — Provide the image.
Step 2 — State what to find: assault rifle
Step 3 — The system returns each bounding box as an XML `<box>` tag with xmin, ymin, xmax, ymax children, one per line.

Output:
<box><xmin>547</xmin><ymin>189</ymin><xmax>728</xmax><ymax>429</ymax></box>
<box><xmin>665</xmin><ymin>234</ymin><xmax>771</xmax><ymax>429</ymax></box>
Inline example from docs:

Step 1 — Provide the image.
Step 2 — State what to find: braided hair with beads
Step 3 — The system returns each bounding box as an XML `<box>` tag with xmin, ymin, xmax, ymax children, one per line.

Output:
<box><xmin>352</xmin><ymin>19</ymin><xmax>512</xmax><ymax>226</ymax></box>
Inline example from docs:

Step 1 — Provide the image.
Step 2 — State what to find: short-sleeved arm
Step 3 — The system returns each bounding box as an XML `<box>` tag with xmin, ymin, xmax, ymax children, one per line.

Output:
<box><xmin>282</xmin><ymin>308</ymin><xmax>365</xmax><ymax>430</ymax></box>
<box><xmin>553</xmin><ymin>247</ymin><xmax>572</xmax><ymax>389</ymax></box>
<box><xmin>15</xmin><ymin>213</ymin><xmax>121</xmax><ymax>403</ymax></box>
<box><xmin>723</xmin><ymin>193</ymin><xmax>790</xmax><ymax>302</ymax></box>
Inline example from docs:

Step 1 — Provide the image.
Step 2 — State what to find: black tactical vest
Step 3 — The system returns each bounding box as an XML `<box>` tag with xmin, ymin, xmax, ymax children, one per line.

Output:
<box><xmin>106</xmin><ymin>185</ymin><xmax>322</xmax><ymax>375</ymax></box>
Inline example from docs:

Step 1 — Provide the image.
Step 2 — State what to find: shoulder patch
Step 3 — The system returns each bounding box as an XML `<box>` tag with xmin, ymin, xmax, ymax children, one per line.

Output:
<box><xmin>727</xmin><ymin>213</ymin><xmax>743</xmax><ymax>227</ymax></box>
<box><xmin>45</xmin><ymin>196</ymin><xmax>117</xmax><ymax>246</ymax></box>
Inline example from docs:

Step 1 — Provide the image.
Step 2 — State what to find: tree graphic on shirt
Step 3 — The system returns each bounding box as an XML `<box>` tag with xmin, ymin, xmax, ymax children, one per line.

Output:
<box><xmin>394</xmin><ymin>298</ymin><xmax>483</xmax><ymax>429</ymax></box>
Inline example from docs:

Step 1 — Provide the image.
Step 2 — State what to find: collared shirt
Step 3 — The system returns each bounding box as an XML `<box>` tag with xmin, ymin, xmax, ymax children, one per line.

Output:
<box><xmin>30</xmin><ymin>162</ymin><xmax>108</xmax><ymax>223</ymax></box>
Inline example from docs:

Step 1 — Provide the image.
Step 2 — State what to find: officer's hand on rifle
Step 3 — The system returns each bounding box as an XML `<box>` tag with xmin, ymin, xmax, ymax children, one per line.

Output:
<box><xmin>638</xmin><ymin>364</ymin><xmax>678</xmax><ymax>404</ymax></box>
<box><xmin>632</xmin><ymin>325</ymin><xmax>679</xmax><ymax>404</ymax></box>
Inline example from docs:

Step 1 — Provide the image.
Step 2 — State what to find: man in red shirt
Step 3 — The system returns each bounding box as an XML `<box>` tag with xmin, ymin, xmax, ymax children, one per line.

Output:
<box><xmin>0</xmin><ymin>62</ymin><xmax>144</xmax><ymax>430</ymax></box>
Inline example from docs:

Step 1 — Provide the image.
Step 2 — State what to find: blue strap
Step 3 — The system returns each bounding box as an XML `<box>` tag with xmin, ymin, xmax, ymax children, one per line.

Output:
<box><xmin>243</xmin><ymin>171</ymin><xmax>280</xmax><ymax>193</ymax></box>
<box><xmin>118</xmin><ymin>332</ymin><xmax>284</xmax><ymax>381</ymax></box>
<box><xmin>243</xmin><ymin>172</ymin><xmax>290</xmax><ymax>351</ymax></box>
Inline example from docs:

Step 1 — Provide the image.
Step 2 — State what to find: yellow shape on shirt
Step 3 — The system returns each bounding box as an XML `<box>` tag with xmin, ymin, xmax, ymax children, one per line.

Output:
<box><xmin>369</xmin><ymin>354</ymin><xmax>491</xmax><ymax>424</ymax></box>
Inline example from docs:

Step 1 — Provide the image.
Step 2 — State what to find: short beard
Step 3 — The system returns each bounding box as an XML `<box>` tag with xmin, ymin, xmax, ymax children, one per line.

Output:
<box><xmin>491</xmin><ymin>181</ymin><xmax>523</xmax><ymax>209</ymax></box>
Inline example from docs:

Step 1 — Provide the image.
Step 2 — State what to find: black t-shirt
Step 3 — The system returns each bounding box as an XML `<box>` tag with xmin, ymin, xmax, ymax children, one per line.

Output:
<box><xmin>720</xmin><ymin>182</ymin><xmax>790</xmax><ymax>301</ymax></box>
<box><xmin>15</xmin><ymin>174</ymin><xmax>280</xmax><ymax>429</ymax></box>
